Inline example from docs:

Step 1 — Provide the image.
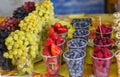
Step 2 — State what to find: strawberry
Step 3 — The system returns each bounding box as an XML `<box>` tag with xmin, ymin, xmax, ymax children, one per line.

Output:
<box><xmin>48</xmin><ymin>27</ymin><xmax>55</xmax><ymax>37</ymax></box>
<box><xmin>52</xmin><ymin>32</ymin><xmax>59</xmax><ymax>41</ymax></box>
<box><xmin>45</xmin><ymin>38</ymin><xmax>55</xmax><ymax>47</ymax></box>
<box><xmin>55</xmin><ymin>36</ymin><xmax>64</xmax><ymax>45</ymax></box>
<box><xmin>43</xmin><ymin>47</ymin><xmax>51</xmax><ymax>56</ymax></box>
<box><xmin>57</xmin><ymin>26</ymin><xmax>68</xmax><ymax>34</ymax></box>
<box><xmin>47</xmin><ymin>57</ymin><xmax>57</xmax><ymax>63</ymax></box>
<box><xmin>54</xmin><ymin>22</ymin><xmax>62</xmax><ymax>30</ymax></box>
<box><xmin>54</xmin><ymin>64</ymin><xmax>60</xmax><ymax>70</ymax></box>
<box><xmin>51</xmin><ymin>43</ymin><xmax>62</xmax><ymax>56</ymax></box>
<box><xmin>47</xmin><ymin>68</ymin><xmax>56</xmax><ymax>75</ymax></box>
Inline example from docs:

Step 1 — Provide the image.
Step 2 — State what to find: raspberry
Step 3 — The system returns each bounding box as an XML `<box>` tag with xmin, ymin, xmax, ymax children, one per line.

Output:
<box><xmin>97</xmin><ymin>52</ymin><xmax>103</xmax><ymax>58</ymax></box>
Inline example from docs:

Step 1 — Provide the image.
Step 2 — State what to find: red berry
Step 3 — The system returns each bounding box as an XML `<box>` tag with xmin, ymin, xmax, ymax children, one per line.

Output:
<box><xmin>43</xmin><ymin>47</ymin><xmax>51</xmax><ymax>56</ymax></box>
<box><xmin>45</xmin><ymin>38</ymin><xmax>55</xmax><ymax>47</ymax></box>
<box><xmin>47</xmin><ymin>57</ymin><xmax>57</xmax><ymax>63</ymax></box>
<box><xmin>97</xmin><ymin>52</ymin><xmax>103</xmax><ymax>58</ymax></box>
<box><xmin>54</xmin><ymin>22</ymin><xmax>62</xmax><ymax>30</ymax></box>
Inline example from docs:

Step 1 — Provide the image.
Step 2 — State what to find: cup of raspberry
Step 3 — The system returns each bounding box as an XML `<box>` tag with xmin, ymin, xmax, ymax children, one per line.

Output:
<box><xmin>91</xmin><ymin>49</ymin><xmax>114</xmax><ymax>77</ymax></box>
<box><xmin>96</xmin><ymin>24</ymin><xmax>112</xmax><ymax>38</ymax></box>
<box><xmin>93</xmin><ymin>36</ymin><xmax>114</xmax><ymax>49</ymax></box>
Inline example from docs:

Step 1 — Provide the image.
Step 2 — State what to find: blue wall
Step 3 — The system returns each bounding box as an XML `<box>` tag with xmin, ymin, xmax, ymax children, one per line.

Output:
<box><xmin>51</xmin><ymin>0</ymin><xmax>105</xmax><ymax>15</ymax></box>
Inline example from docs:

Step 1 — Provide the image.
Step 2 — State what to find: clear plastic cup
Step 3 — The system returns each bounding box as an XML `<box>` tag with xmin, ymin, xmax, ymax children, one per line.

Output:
<box><xmin>73</xmin><ymin>21</ymin><xmax>90</xmax><ymax>30</ymax></box>
<box><xmin>73</xmin><ymin>29</ymin><xmax>90</xmax><ymax>41</ymax></box>
<box><xmin>93</xmin><ymin>38</ymin><xmax>113</xmax><ymax>50</ymax></box>
<box><xmin>67</xmin><ymin>38</ymin><xmax>88</xmax><ymax>51</ymax></box>
<box><xmin>96</xmin><ymin>27</ymin><xmax>112</xmax><ymax>38</ymax></box>
<box><xmin>58</xmin><ymin>32</ymin><xmax>68</xmax><ymax>41</ymax></box>
<box><xmin>41</xmin><ymin>52</ymin><xmax>61</xmax><ymax>77</ymax></box>
<box><xmin>91</xmin><ymin>51</ymin><xmax>114</xmax><ymax>77</ymax></box>
<box><xmin>63</xmin><ymin>49</ymin><xmax>86</xmax><ymax>77</ymax></box>
<box><xmin>115</xmin><ymin>50</ymin><xmax>120</xmax><ymax>77</ymax></box>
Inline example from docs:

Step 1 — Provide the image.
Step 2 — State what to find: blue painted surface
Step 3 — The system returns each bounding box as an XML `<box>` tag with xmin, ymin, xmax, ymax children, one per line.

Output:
<box><xmin>51</xmin><ymin>0</ymin><xmax>105</xmax><ymax>15</ymax></box>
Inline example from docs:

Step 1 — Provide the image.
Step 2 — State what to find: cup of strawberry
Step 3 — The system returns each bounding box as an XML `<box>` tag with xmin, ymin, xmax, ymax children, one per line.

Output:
<box><xmin>53</xmin><ymin>22</ymin><xmax>68</xmax><ymax>40</ymax></box>
<box><xmin>93</xmin><ymin>36</ymin><xmax>114</xmax><ymax>49</ymax></box>
<box><xmin>41</xmin><ymin>43</ymin><xmax>62</xmax><ymax>77</ymax></box>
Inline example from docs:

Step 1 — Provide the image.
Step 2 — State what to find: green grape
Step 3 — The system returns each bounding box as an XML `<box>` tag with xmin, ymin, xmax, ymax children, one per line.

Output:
<box><xmin>4</xmin><ymin>30</ymin><xmax>39</xmax><ymax>74</ymax></box>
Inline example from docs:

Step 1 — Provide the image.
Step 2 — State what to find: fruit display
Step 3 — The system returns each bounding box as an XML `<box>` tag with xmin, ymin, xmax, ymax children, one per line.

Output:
<box><xmin>67</xmin><ymin>38</ymin><xmax>88</xmax><ymax>51</ymax></box>
<box><xmin>0</xmin><ymin>17</ymin><xmax>20</xmax><ymax>32</ymax></box>
<box><xmin>13</xmin><ymin>1</ymin><xmax>35</xmax><ymax>19</ymax></box>
<box><xmin>96</xmin><ymin>24</ymin><xmax>112</xmax><ymax>37</ymax></box>
<box><xmin>63</xmin><ymin>49</ymin><xmax>86</xmax><ymax>77</ymax></box>
<box><xmin>73</xmin><ymin>29</ymin><xmax>89</xmax><ymax>40</ymax></box>
<box><xmin>4</xmin><ymin>30</ymin><xmax>39</xmax><ymax>74</ymax></box>
<box><xmin>0</xmin><ymin>28</ymin><xmax>14</xmax><ymax>70</ymax></box>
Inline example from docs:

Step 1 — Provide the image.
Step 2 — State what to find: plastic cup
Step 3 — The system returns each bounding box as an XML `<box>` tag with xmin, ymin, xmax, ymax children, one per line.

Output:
<box><xmin>58</xmin><ymin>32</ymin><xmax>68</xmax><ymax>41</ymax></box>
<box><xmin>63</xmin><ymin>49</ymin><xmax>86</xmax><ymax>77</ymax></box>
<box><xmin>93</xmin><ymin>38</ymin><xmax>112</xmax><ymax>50</ymax></box>
<box><xmin>96</xmin><ymin>27</ymin><xmax>112</xmax><ymax>38</ymax></box>
<box><xmin>41</xmin><ymin>52</ymin><xmax>61</xmax><ymax>77</ymax></box>
<box><xmin>67</xmin><ymin>38</ymin><xmax>88</xmax><ymax>51</ymax></box>
<box><xmin>91</xmin><ymin>51</ymin><xmax>114</xmax><ymax>77</ymax></box>
<box><xmin>73</xmin><ymin>21</ymin><xmax>90</xmax><ymax>30</ymax></box>
<box><xmin>73</xmin><ymin>29</ymin><xmax>89</xmax><ymax>41</ymax></box>
<box><xmin>115</xmin><ymin>50</ymin><xmax>120</xmax><ymax>77</ymax></box>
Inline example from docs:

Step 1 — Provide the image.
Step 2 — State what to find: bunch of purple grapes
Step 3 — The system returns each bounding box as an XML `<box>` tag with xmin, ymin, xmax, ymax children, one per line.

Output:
<box><xmin>0</xmin><ymin>17</ymin><xmax>20</xmax><ymax>32</ymax></box>
<box><xmin>13</xmin><ymin>1</ymin><xmax>35</xmax><ymax>19</ymax></box>
<box><xmin>0</xmin><ymin>28</ymin><xmax>14</xmax><ymax>70</ymax></box>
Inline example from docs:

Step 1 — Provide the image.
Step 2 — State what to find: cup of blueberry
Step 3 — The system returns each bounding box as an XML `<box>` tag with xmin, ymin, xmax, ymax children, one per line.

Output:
<box><xmin>63</xmin><ymin>49</ymin><xmax>86</xmax><ymax>77</ymax></box>
<box><xmin>73</xmin><ymin>29</ymin><xmax>89</xmax><ymax>41</ymax></box>
<box><xmin>67</xmin><ymin>38</ymin><xmax>88</xmax><ymax>51</ymax></box>
<box><xmin>73</xmin><ymin>21</ymin><xmax>90</xmax><ymax>30</ymax></box>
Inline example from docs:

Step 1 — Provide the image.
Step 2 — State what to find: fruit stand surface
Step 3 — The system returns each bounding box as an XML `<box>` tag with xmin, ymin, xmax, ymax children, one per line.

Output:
<box><xmin>0</xmin><ymin>14</ymin><xmax>118</xmax><ymax>77</ymax></box>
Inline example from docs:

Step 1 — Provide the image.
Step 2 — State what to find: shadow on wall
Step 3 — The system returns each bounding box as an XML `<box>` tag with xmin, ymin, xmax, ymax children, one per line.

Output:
<box><xmin>52</xmin><ymin>0</ymin><xmax>105</xmax><ymax>15</ymax></box>
<box><xmin>0</xmin><ymin>0</ymin><xmax>42</xmax><ymax>16</ymax></box>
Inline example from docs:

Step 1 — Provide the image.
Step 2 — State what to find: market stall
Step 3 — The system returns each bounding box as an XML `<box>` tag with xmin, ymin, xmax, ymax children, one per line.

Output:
<box><xmin>0</xmin><ymin>0</ymin><xmax>120</xmax><ymax>77</ymax></box>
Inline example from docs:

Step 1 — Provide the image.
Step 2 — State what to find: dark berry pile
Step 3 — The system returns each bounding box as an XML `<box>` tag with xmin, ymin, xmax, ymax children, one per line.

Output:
<box><xmin>94</xmin><ymin>36</ymin><xmax>114</xmax><ymax>46</ymax></box>
<box><xmin>22</xmin><ymin>1</ymin><xmax>35</xmax><ymax>13</ymax></box>
<box><xmin>13</xmin><ymin>1</ymin><xmax>35</xmax><ymax>19</ymax></box>
<box><xmin>0</xmin><ymin>17</ymin><xmax>20</xmax><ymax>32</ymax></box>
<box><xmin>13</xmin><ymin>7</ymin><xmax>28</xmax><ymax>19</ymax></box>
<box><xmin>0</xmin><ymin>28</ymin><xmax>14</xmax><ymax>70</ymax></box>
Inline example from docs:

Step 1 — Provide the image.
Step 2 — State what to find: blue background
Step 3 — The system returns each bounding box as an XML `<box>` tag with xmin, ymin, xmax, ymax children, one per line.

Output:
<box><xmin>51</xmin><ymin>0</ymin><xmax>105</xmax><ymax>15</ymax></box>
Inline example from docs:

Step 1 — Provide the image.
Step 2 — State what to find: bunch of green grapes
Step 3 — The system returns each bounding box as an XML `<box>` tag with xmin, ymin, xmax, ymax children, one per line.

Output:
<box><xmin>34</xmin><ymin>0</ymin><xmax>54</xmax><ymax>21</ymax></box>
<box><xmin>19</xmin><ymin>13</ymin><xmax>42</xmax><ymax>34</ymax></box>
<box><xmin>4</xmin><ymin>30</ymin><xmax>39</xmax><ymax>74</ymax></box>
<box><xmin>33</xmin><ymin>0</ymin><xmax>54</xmax><ymax>46</ymax></box>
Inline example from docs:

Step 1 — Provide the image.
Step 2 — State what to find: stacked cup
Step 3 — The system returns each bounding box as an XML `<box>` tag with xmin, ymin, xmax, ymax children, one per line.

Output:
<box><xmin>62</xmin><ymin>18</ymin><xmax>91</xmax><ymax>77</ymax></box>
<box><xmin>91</xmin><ymin>23</ymin><xmax>114</xmax><ymax>77</ymax></box>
